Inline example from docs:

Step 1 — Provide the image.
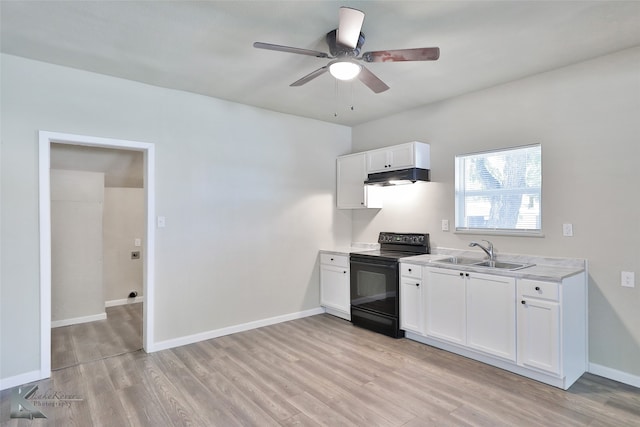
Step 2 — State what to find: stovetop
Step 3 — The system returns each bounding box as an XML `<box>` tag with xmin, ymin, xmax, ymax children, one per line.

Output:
<box><xmin>352</xmin><ymin>249</ymin><xmax>423</xmax><ymax>261</ymax></box>
<box><xmin>350</xmin><ymin>232</ymin><xmax>430</xmax><ymax>261</ymax></box>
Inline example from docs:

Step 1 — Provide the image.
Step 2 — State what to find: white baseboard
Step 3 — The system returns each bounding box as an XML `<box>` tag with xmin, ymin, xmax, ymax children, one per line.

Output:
<box><xmin>150</xmin><ymin>307</ymin><xmax>324</xmax><ymax>353</ymax></box>
<box><xmin>589</xmin><ymin>362</ymin><xmax>640</xmax><ymax>388</ymax></box>
<box><xmin>0</xmin><ymin>370</ymin><xmax>43</xmax><ymax>391</ymax></box>
<box><xmin>51</xmin><ymin>312</ymin><xmax>107</xmax><ymax>328</ymax></box>
<box><xmin>105</xmin><ymin>296</ymin><xmax>144</xmax><ymax>307</ymax></box>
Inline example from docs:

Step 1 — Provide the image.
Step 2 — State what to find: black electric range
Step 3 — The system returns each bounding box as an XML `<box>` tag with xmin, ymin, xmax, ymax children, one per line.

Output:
<box><xmin>350</xmin><ymin>232</ymin><xmax>430</xmax><ymax>338</ymax></box>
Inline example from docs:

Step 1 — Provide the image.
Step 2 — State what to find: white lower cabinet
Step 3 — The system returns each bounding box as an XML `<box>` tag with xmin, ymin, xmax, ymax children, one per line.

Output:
<box><xmin>319</xmin><ymin>253</ymin><xmax>350</xmax><ymax>320</ymax></box>
<box><xmin>407</xmin><ymin>266</ymin><xmax>586</xmax><ymax>390</ymax></box>
<box><xmin>424</xmin><ymin>267</ymin><xmax>516</xmax><ymax>360</ymax></box>
<box><xmin>466</xmin><ymin>273</ymin><xmax>516</xmax><ymax>361</ymax></box>
<box><xmin>517</xmin><ymin>279</ymin><xmax>561</xmax><ymax>375</ymax></box>
<box><xmin>424</xmin><ymin>268</ymin><xmax>466</xmax><ymax>345</ymax></box>
<box><xmin>400</xmin><ymin>263</ymin><xmax>423</xmax><ymax>334</ymax></box>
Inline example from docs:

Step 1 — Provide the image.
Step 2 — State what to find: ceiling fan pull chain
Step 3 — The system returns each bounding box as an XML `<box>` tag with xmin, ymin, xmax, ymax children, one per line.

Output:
<box><xmin>350</xmin><ymin>81</ymin><xmax>354</xmax><ymax>111</ymax></box>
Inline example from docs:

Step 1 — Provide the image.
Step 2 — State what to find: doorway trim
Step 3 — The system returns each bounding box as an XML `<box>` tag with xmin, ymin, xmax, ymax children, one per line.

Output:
<box><xmin>39</xmin><ymin>131</ymin><xmax>155</xmax><ymax>379</ymax></box>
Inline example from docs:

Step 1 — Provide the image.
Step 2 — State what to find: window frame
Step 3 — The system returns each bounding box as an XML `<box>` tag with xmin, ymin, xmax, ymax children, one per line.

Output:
<box><xmin>454</xmin><ymin>144</ymin><xmax>543</xmax><ymax>237</ymax></box>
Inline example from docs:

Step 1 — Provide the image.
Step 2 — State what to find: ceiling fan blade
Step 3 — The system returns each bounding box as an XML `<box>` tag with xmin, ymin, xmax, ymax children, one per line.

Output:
<box><xmin>290</xmin><ymin>66</ymin><xmax>329</xmax><ymax>87</ymax></box>
<box><xmin>337</xmin><ymin>7</ymin><xmax>365</xmax><ymax>49</ymax></box>
<box><xmin>362</xmin><ymin>47</ymin><xmax>440</xmax><ymax>63</ymax></box>
<box><xmin>253</xmin><ymin>42</ymin><xmax>329</xmax><ymax>58</ymax></box>
<box><xmin>358</xmin><ymin>66</ymin><xmax>389</xmax><ymax>93</ymax></box>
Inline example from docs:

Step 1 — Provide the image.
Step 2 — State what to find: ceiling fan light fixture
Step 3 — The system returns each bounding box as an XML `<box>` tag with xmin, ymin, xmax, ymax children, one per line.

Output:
<box><xmin>329</xmin><ymin>61</ymin><xmax>361</xmax><ymax>80</ymax></box>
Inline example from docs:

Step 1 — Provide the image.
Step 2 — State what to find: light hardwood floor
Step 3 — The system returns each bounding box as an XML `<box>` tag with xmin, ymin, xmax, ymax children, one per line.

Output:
<box><xmin>51</xmin><ymin>303</ymin><xmax>143</xmax><ymax>370</ymax></box>
<box><xmin>2</xmin><ymin>313</ymin><xmax>639</xmax><ymax>426</ymax></box>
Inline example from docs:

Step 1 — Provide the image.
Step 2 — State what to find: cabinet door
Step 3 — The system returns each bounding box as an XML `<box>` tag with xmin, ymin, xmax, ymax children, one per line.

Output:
<box><xmin>400</xmin><ymin>277</ymin><xmax>423</xmax><ymax>334</ymax></box>
<box><xmin>466</xmin><ymin>273</ymin><xmax>516</xmax><ymax>361</ymax></box>
<box><xmin>388</xmin><ymin>143</ymin><xmax>414</xmax><ymax>170</ymax></box>
<box><xmin>517</xmin><ymin>297</ymin><xmax>560</xmax><ymax>375</ymax></box>
<box><xmin>337</xmin><ymin>153</ymin><xmax>382</xmax><ymax>209</ymax></box>
<box><xmin>367</xmin><ymin>149</ymin><xmax>390</xmax><ymax>173</ymax></box>
<box><xmin>425</xmin><ymin>268</ymin><xmax>466</xmax><ymax>345</ymax></box>
<box><xmin>320</xmin><ymin>264</ymin><xmax>350</xmax><ymax>313</ymax></box>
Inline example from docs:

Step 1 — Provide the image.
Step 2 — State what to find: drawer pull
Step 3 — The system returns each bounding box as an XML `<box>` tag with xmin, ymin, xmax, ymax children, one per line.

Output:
<box><xmin>330</xmin><ymin>258</ymin><xmax>334</xmax><ymax>261</ymax></box>
<box><xmin>408</xmin><ymin>268</ymin><xmax>412</xmax><ymax>272</ymax></box>
<box><xmin>535</xmin><ymin>286</ymin><xmax>541</xmax><ymax>291</ymax></box>
<box><xmin>521</xmin><ymin>300</ymin><xmax>526</xmax><ymax>305</ymax></box>
<box><xmin>416</xmin><ymin>283</ymin><xmax>420</xmax><ymax>287</ymax></box>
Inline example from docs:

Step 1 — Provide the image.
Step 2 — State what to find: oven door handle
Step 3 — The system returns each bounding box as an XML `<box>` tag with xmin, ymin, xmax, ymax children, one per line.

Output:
<box><xmin>350</xmin><ymin>259</ymin><xmax>398</xmax><ymax>269</ymax></box>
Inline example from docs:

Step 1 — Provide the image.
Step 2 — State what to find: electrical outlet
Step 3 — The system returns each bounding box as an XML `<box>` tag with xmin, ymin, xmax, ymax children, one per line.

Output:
<box><xmin>621</xmin><ymin>271</ymin><xmax>635</xmax><ymax>288</ymax></box>
<box><xmin>441</xmin><ymin>219</ymin><xmax>449</xmax><ymax>232</ymax></box>
<box><xmin>562</xmin><ymin>223</ymin><xmax>573</xmax><ymax>237</ymax></box>
<box><xmin>157</xmin><ymin>216</ymin><xmax>166</xmax><ymax>228</ymax></box>
<box><xmin>131</xmin><ymin>251</ymin><xmax>141</xmax><ymax>260</ymax></box>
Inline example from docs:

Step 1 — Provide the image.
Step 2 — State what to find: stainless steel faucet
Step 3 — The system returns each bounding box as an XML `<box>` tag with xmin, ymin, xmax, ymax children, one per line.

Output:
<box><xmin>469</xmin><ymin>240</ymin><xmax>495</xmax><ymax>261</ymax></box>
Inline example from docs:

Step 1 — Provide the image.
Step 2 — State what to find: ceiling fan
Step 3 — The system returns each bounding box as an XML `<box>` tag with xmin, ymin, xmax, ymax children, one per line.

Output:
<box><xmin>253</xmin><ymin>7</ymin><xmax>440</xmax><ymax>93</ymax></box>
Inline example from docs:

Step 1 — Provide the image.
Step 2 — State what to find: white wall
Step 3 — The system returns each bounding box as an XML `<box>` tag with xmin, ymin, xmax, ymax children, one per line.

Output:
<box><xmin>51</xmin><ymin>169</ymin><xmax>105</xmax><ymax>324</ymax></box>
<box><xmin>0</xmin><ymin>54</ymin><xmax>352</xmax><ymax>382</ymax></box>
<box><xmin>103</xmin><ymin>187</ymin><xmax>144</xmax><ymax>302</ymax></box>
<box><xmin>352</xmin><ymin>47</ymin><xmax>640</xmax><ymax>378</ymax></box>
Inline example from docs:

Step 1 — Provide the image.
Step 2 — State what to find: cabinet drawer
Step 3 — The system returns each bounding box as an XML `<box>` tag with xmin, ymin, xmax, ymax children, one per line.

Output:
<box><xmin>320</xmin><ymin>253</ymin><xmax>349</xmax><ymax>268</ymax></box>
<box><xmin>401</xmin><ymin>263</ymin><xmax>422</xmax><ymax>279</ymax></box>
<box><xmin>518</xmin><ymin>279</ymin><xmax>559</xmax><ymax>301</ymax></box>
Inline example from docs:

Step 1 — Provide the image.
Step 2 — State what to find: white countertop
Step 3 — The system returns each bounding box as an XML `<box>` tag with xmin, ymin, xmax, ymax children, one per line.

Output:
<box><xmin>320</xmin><ymin>246</ymin><xmax>586</xmax><ymax>282</ymax></box>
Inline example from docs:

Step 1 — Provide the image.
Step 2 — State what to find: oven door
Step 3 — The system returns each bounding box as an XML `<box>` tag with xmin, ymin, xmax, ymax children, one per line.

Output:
<box><xmin>350</xmin><ymin>255</ymin><xmax>399</xmax><ymax>317</ymax></box>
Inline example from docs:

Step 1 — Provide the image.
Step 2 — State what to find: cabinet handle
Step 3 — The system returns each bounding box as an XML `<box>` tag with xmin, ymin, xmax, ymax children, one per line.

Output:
<box><xmin>330</xmin><ymin>258</ymin><xmax>334</xmax><ymax>261</ymax></box>
<box><xmin>343</xmin><ymin>271</ymin><xmax>347</xmax><ymax>274</ymax></box>
<box><xmin>535</xmin><ymin>286</ymin><xmax>541</xmax><ymax>291</ymax></box>
<box><xmin>521</xmin><ymin>300</ymin><xmax>526</xmax><ymax>305</ymax></box>
<box><xmin>459</xmin><ymin>272</ymin><xmax>464</xmax><ymax>277</ymax></box>
<box><xmin>416</xmin><ymin>283</ymin><xmax>420</xmax><ymax>287</ymax></box>
<box><xmin>465</xmin><ymin>273</ymin><xmax>470</xmax><ymax>277</ymax></box>
<box><xmin>408</xmin><ymin>268</ymin><xmax>412</xmax><ymax>272</ymax></box>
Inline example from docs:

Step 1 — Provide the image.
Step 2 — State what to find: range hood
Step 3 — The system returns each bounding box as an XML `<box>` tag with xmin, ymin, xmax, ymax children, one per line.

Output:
<box><xmin>364</xmin><ymin>167</ymin><xmax>431</xmax><ymax>186</ymax></box>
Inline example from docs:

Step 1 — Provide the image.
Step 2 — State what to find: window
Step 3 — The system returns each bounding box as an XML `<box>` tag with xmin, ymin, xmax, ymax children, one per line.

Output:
<box><xmin>455</xmin><ymin>144</ymin><xmax>541</xmax><ymax>234</ymax></box>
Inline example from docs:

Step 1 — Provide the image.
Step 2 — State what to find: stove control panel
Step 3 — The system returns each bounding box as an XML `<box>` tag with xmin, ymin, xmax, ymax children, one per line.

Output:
<box><xmin>378</xmin><ymin>232</ymin><xmax>428</xmax><ymax>246</ymax></box>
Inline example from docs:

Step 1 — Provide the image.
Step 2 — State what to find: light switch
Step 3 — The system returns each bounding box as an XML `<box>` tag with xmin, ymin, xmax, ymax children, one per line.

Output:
<box><xmin>562</xmin><ymin>223</ymin><xmax>573</xmax><ymax>237</ymax></box>
<box><xmin>157</xmin><ymin>216</ymin><xmax>166</xmax><ymax>228</ymax></box>
<box><xmin>441</xmin><ymin>219</ymin><xmax>450</xmax><ymax>232</ymax></box>
<box><xmin>621</xmin><ymin>271</ymin><xmax>635</xmax><ymax>288</ymax></box>
<box><xmin>134</xmin><ymin>238</ymin><xmax>142</xmax><ymax>247</ymax></box>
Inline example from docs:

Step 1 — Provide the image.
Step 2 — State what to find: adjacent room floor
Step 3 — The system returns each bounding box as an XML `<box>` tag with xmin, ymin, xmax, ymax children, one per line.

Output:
<box><xmin>51</xmin><ymin>302</ymin><xmax>142</xmax><ymax>370</ymax></box>
<box><xmin>2</xmin><ymin>313</ymin><xmax>638</xmax><ymax>426</ymax></box>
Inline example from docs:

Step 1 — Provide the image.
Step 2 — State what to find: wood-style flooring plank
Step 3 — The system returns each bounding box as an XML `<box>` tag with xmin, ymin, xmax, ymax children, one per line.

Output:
<box><xmin>205</xmin><ymin>354</ymin><xmax>301</xmax><ymax>422</ymax></box>
<box><xmin>287</xmin><ymin>392</ymin><xmax>353</xmax><ymax>427</ymax></box>
<box><xmin>2</xmin><ymin>313</ymin><xmax>639</xmax><ymax>427</ymax></box>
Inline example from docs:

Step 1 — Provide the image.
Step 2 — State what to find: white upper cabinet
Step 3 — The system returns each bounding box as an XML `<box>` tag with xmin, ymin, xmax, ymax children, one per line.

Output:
<box><xmin>366</xmin><ymin>142</ymin><xmax>430</xmax><ymax>173</ymax></box>
<box><xmin>336</xmin><ymin>152</ymin><xmax>382</xmax><ymax>209</ymax></box>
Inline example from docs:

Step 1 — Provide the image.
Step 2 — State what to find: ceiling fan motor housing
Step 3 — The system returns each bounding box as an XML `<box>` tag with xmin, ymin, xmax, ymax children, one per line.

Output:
<box><xmin>326</xmin><ymin>29</ymin><xmax>365</xmax><ymax>57</ymax></box>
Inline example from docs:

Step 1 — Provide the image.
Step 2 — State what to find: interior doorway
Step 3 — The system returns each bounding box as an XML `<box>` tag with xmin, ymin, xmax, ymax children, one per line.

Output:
<box><xmin>38</xmin><ymin>131</ymin><xmax>155</xmax><ymax>379</ymax></box>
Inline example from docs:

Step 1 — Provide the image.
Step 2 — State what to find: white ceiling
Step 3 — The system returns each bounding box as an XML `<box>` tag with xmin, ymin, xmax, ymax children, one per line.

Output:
<box><xmin>2</xmin><ymin>1</ymin><xmax>640</xmax><ymax>127</ymax></box>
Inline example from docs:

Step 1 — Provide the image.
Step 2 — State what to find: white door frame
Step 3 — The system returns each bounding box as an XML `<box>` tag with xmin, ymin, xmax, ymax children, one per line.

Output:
<box><xmin>38</xmin><ymin>131</ymin><xmax>155</xmax><ymax>379</ymax></box>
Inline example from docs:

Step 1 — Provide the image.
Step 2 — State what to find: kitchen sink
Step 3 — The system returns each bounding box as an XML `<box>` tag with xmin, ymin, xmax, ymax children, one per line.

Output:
<box><xmin>434</xmin><ymin>257</ymin><xmax>483</xmax><ymax>265</ymax></box>
<box><xmin>472</xmin><ymin>260</ymin><xmax>532</xmax><ymax>270</ymax></box>
<box><xmin>433</xmin><ymin>257</ymin><xmax>533</xmax><ymax>271</ymax></box>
